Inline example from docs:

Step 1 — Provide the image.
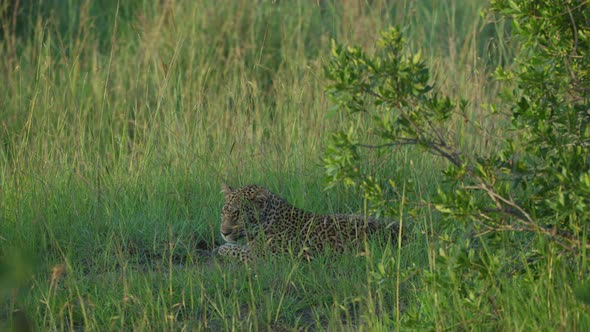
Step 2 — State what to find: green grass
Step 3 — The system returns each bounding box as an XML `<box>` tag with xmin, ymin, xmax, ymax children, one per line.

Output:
<box><xmin>1</xmin><ymin>0</ymin><xmax>588</xmax><ymax>330</ymax></box>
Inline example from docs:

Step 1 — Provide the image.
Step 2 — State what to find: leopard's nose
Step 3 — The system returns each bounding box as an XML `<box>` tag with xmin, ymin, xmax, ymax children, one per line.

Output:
<box><xmin>221</xmin><ymin>230</ymin><xmax>232</xmax><ymax>236</ymax></box>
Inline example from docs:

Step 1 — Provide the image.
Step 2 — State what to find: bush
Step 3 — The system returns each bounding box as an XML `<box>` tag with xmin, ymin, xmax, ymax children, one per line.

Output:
<box><xmin>323</xmin><ymin>1</ymin><xmax>589</xmax><ymax>256</ymax></box>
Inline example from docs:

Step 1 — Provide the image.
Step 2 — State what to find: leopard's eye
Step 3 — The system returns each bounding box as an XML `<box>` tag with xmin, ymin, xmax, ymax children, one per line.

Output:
<box><xmin>222</xmin><ymin>204</ymin><xmax>238</xmax><ymax>215</ymax></box>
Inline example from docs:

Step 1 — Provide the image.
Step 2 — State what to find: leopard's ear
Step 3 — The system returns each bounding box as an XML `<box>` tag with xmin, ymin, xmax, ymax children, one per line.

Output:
<box><xmin>252</xmin><ymin>187</ymin><xmax>270</xmax><ymax>209</ymax></box>
<box><xmin>221</xmin><ymin>184</ymin><xmax>233</xmax><ymax>198</ymax></box>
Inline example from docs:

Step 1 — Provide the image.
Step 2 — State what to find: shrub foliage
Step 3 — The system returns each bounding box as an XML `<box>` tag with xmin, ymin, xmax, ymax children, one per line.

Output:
<box><xmin>323</xmin><ymin>0</ymin><xmax>590</xmax><ymax>255</ymax></box>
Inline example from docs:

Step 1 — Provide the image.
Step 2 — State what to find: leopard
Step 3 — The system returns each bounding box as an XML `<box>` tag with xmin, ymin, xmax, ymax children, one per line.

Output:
<box><xmin>213</xmin><ymin>184</ymin><xmax>398</xmax><ymax>262</ymax></box>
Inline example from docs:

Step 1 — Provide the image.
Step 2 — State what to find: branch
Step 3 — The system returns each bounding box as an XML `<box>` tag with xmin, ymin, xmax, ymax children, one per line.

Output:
<box><xmin>465</xmin><ymin>185</ymin><xmax>590</xmax><ymax>256</ymax></box>
<box><xmin>477</xmin><ymin>223</ymin><xmax>590</xmax><ymax>254</ymax></box>
<box><xmin>356</xmin><ymin>138</ymin><xmax>419</xmax><ymax>149</ymax></box>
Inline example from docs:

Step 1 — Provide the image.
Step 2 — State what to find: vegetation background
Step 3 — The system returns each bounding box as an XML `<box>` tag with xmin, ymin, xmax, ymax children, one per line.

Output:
<box><xmin>0</xmin><ymin>0</ymin><xmax>587</xmax><ymax>330</ymax></box>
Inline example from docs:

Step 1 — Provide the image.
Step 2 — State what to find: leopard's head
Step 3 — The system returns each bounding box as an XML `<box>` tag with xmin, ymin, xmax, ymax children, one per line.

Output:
<box><xmin>220</xmin><ymin>184</ymin><xmax>270</xmax><ymax>243</ymax></box>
